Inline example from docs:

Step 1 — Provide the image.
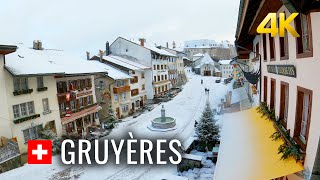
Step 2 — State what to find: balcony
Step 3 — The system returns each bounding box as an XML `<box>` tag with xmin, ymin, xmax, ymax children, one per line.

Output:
<box><xmin>113</xmin><ymin>85</ymin><xmax>130</xmax><ymax>94</ymax></box>
<box><xmin>153</xmin><ymin>80</ymin><xmax>171</xmax><ymax>85</ymax></box>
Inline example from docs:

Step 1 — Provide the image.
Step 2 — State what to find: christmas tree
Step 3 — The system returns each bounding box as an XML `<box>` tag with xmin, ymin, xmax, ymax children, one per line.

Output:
<box><xmin>106</xmin><ymin>104</ymin><xmax>117</xmax><ymax>129</ymax></box>
<box><xmin>196</xmin><ymin>101</ymin><xmax>220</xmax><ymax>151</ymax></box>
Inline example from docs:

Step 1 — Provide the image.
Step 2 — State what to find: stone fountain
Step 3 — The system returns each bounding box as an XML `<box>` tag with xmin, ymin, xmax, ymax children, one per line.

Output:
<box><xmin>151</xmin><ymin>105</ymin><xmax>176</xmax><ymax>129</ymax></box>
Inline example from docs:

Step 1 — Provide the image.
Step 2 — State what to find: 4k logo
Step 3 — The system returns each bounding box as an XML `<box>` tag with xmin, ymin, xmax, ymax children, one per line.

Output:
<box><xmin>257</xmin><ymin>13</ymin><xmax>300</xmax><ymax>37</ymax></box>
<box><xmin>28</xmin><ymin>140</ymin><xmax>52</xmax><ymax>164</ymax></box>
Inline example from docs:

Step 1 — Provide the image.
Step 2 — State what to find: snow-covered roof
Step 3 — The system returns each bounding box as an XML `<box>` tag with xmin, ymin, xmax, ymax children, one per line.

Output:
<box><xmin>219</xmin><ymin>59</ymin><xmax>233</xmax><ymax>65</ymax></box>
<box><xmin>193</xmin><ymin>53</ymin><xmax>204</xmax><ymax>57</ymax></box>
<box><xmin>182</xmin><ymin>154</ymin><xmax>203</xmax><ymax>161</ymax></box>
<box><xmin>144</xmin><ymin>44</ymin><xmax>176</xmax><ymax>57</ymax></box>
<box><xmin>111</xmin><ymin>37</ymin><xmax>176</xmax><ymax>57</ymax></box>
<box><xmin>103</xmin><ymin>55</ymin><xmax>151</xmax><ymax>71</ymax></box>
<box><xmin>184</xmin><ymin>39</ymin><xmax>221</xmax><ymax>48</ymax></box>
<box><xmin>89</xmin><ymin>61</ymin><xmax>132</xmax><ymax>80</ymax></box>
<box><xmin>5</xmin><ymin>45</ymin><xmax>108</xmax><ymax>76</ymax></box>
<box><xmin>181</xmin><ymin>136</ymin><xmax>196</xmax><ymax>151</ymax></box>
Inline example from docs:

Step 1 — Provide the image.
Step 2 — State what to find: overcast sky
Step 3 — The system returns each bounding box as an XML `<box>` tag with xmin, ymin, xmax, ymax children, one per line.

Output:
<box><xmin>0</xmin><ymin>0</ymin><xmax>240</xmax><ymax>57</ymax></box>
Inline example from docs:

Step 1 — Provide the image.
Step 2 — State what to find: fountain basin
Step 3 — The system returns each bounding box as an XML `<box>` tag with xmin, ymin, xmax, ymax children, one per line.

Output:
<box><xmin>152</xmin><ymin>117</ymin><xmax>176</xmax><ymax>129</ymax></box>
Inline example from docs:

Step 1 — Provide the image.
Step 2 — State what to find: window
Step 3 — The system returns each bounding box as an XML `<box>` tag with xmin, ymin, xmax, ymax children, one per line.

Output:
<box><xmin>60</xmin><ymin>102</ymin><xmax>66</xmax><ymax>113</ymax></box>
<box><xmin>23</xmin><ymin>125</ymin><xmax>43</xmax><ymax>142</ymax></box>
<box><xmin>131</xmin><ymin>89</ymin><xmax>139</xmax><ymax>96</ymax></box>
<box><xmin>37</xmin><ymin>77</ymin><xmax>44</xmax><ymax>88</ymax></box>
<box><xmin>154</xmin><ymin>76</ymin><xmax>157</xmax><ymax>82</ymax></box>
<box><xmin>142</xmin><ymin>84</ymin><xmax>145</xmax><ymax>90</ymax></box>
<box><xmin>12</xmin><ymin>101</ymin><xmax>35</xmax><ymax>119</ymax></box>
<box><xmin>70</xmin><ymin>100</ymin><xmax>76</xmax><ymax>110</ymax></box>
<box><xmin>154</xmin><ymin>65</ymin><xmax>156</xmax><ymax>70</ymax></box>
<box><xmin>278</xmin><ymin>15</ymin><xmax>288</xmax><ymax>59</ymax></box>
<box><xmin>165</xmin><ymin>75</ymin><xmax>167</xmax><ymax>80</ymax></box>
<box><xmin>13</xmin><ymin>105</ymin><xmax>20</xmax><ymax>119</ymax></box>
<box><xmin>164</xmin><ymin>65</ymin><xmax>167</xmax><ymax>69</ymax></box>
<box><xmin>161</xmin><ymin>75</ymin><xmax>164</xmax><ymax>81</ymax></box>
<box><xmin>141</xmin><ymin>73</ymin><xmax>145</xmax><ymax>79</ymax></box>
<box><xmin>122</xmin><ymin>92</ymin><xmax>126</xmax><ymax>101</ymax></box>
<box><xmin>161</xmin><ymin>65</ymin><xmax>164</xmax><ymax>70</ymax></box>
<box><xmin>295</xmin><ymin>13</ymin><xmax>312</xmax><ymax>58</ymax></box>
<box><xmin>158</xmin><ymin>76</ymin><xmax>160</xmax><ymax>81</ymax></box>
<box><xmin>13</xmin><ymin>77</ymin><xmax>28</xmax><ymax>91</ymax></box>
<box><xmin>87</xmin><ymin>95</ymin><xmax>92</xmax><ymax>105</ymax></box>
<box><xmin>263</xmin><ymin>34</ymin><xmax>267</xmax><ymax>61</ymax></box>
<box><xmin>294</xmin><ymin>87</ymin><xmax>312</xmax><ymax>150</ymax></box>
<box><xmin>157</xmin><ymin>65</ymin><xmax>160</xmax><ymax>70</ymax></box>
<box><xmin>80</xmin><ymin>98</ymin><xmax>84</xmax><ymax>107</ymax></box>
<box><xmin>115</xmin><ymin>80</ymin><xmax>125</xmax><ymax>87</ymax></box>
<box><xmin>114</xmin><ymin>94</ymin><xmax>119</xmax><ymax>102</ymax></box>
<box><xmin>279</xmin><ymin>82</ymin><xmax>289</xmax><ymax>127</ymax></box>
<box><xmin>122</xmin><ymin>105</ymin><xmax>129</xmax><ymax>112</ymax></box>
<box><xmin>57</xmin><ymin>81</ymin><xmax>67</xmax><ymax>93</ymax></box>
<box><xmin>42</xmin><ymin>98</ymin><xmax>50</xmax><ymax>113</ymax></box>
<box><xmin>130</xmin><ymin>76</ymin><xmax>138</xmax><ymax>84</ymax></box>
<box><xmin>269</xmin><ymin>34</ymin><xmax>275</xmax><ymax>60</ymax></box>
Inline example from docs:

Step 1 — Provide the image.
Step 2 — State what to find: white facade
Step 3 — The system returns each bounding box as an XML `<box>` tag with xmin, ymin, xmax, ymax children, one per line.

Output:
<box><xmin>255</xmin><ymin>6</ymin><xmax>320</xmax><ymax>179</ymax></box>
<box><xmin>110</xmin><ymin>37</ymin><xmax>175</xmax><ymax>98</ymax></box>
<box><xmin>3</xmin><ymin>73</ymin><xmax>62</xmax><ymax>153</ymax></box>
<box><xmin>219</xmin><ymin>60</ymin><xmax>234</xmax><ymax>78</ymax></box>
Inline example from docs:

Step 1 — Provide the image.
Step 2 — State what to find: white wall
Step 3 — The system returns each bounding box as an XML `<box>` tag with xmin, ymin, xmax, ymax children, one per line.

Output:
<box><xmin>0</xmin><ymin>55</ymin><xmax>12</xmax><ymax>138</ymax></box>
<box><xmin>110</xmin><ymin>38</ymin><xmax>154</xmax><ymax>99</ymax></box>
<box><xmin>5</xmin><ymin>72</ymin><xmax>62</xmax><ymax>153</ymax></box>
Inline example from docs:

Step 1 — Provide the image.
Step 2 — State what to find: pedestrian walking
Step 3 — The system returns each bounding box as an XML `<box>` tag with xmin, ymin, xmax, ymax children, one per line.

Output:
<box><xmin>201</xmin><ymin>79</ymin><xmax>203</xmax><ymax>84</ymax></box>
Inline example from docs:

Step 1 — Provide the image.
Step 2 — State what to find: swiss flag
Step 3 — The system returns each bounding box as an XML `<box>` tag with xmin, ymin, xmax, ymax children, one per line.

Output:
<box><xmin>28</xmin><ymin>140</ymin><xmax>52</xmax><ymax>164</ymax></box>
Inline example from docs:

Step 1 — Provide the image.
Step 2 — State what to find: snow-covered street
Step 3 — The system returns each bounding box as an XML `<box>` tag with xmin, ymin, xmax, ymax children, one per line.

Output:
<box><xmin>0</xmin><ymin>70</ymin><xmax>233</xmax><ymax>180</ymax></box>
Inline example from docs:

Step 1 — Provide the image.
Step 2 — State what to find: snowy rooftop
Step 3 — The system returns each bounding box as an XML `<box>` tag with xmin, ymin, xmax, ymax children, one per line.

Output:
<box><xmin>184</xmin><ymin>39</ymin><xmax>220</xmax><ymax>48</ymax></box>
<box><xmin>219</xmin><ymin>59</ymin><xmax>233</xmax><ymax>65</ymax></box>
<box><xmin>5</xmin><ymin>44</ymin><xmax>108</xmax><ymax>76</ymax></box>
<box><xmin>144</xmin><ymin>44</ymin><xmax>176</xmax><ymax>57</ymax></box>
<box><xmin>89</xmin><ymin>61</ymin><xmax>132</xmax><ymax>80</ymax></box>
<box><xmin>103</xmin><ymin>55</ymin><xmax>151</xmax><ymax>71</ymax></box>
<box><xmin>182</xmin><ymin>154</ymin><xmax>203</xmax><ymax>161</ymax></box>
<box><xmin>193</xmin><ymin>53</ymin><xmax>204</xmax><ymax>57</ymax></box>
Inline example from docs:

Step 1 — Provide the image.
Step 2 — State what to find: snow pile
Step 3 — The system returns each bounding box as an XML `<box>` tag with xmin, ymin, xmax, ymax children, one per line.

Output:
<box><xmin>178</xmin><ymin>158</ymin><xmax>215</xmax><ymax>180</ymax></box>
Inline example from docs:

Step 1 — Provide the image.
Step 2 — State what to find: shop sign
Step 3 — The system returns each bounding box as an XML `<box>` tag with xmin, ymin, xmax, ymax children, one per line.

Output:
<box><xmin>267</xmin><ymin>65</ymin><xmax>296</xmax><ymax>78</ymax></box>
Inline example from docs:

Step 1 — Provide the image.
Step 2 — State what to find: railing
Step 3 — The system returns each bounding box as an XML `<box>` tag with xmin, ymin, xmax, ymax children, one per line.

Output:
<box><xmin>113</xmin><ymin>86</ymin><xmax>130</xmax><ymax>94</ymax></box>
<box><xmin>0</xmin><ymin>137</ymin><xmax>20</xmax><ymax>163</ymax></box>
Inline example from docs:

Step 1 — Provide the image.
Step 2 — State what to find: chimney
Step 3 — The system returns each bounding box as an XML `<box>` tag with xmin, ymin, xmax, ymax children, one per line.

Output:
<box><xmin>99</xmin><ymin>50</ymin><xmax>103</xmax><ymax>63</ymax></box>
<box><xmin>139</xmin><ymin>38</ymin><xmax>146</xmax><ymax>47</ymax></box>
<box><xmin>86</xmin><ymin>51</ymin><xmax>90</xmax><ymax>60</ymax></box>
<box><xmin>172</xmin><ymin>41</ymin><xmax>176</xmax><ymax>49</ymax></box>
<box><xmin>105</xmin><ymin>41</ymin><xmax>110</xmax><ymax>56</ymax></box>
<box><xmin>166</xmin><ymin>42</ymin><xmax>169</xmax><ymax>48</ymax></box>
<box><xmin>38</xmin><ymin>40</ymin><xmax>43</xmax><ymax>50</ymax></box>
<box><xmin>33</xmin><ymin>40</ymin><xmax>43</xmax><ymax>50</ymax></box>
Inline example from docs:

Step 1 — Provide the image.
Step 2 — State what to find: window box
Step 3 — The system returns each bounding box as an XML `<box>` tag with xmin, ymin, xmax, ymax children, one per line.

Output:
<box><xmin>37</xmin><ymin>87</ymin><xmax>48</xmax><ymax>92</ymax></box>
<box><xmin>14</xmin><ymin>114</ymin><xmax>40</xmax><ymax>124</ymax></box>
<box><xmin>13</xmin><ymin>89</ymin><xmax>33</xmax><ymax>96</ymax></box>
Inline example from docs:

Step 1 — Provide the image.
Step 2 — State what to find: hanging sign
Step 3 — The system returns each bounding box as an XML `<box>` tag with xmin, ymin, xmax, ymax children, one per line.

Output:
<box><xmin>267</xmin><ymin>65</ymin><xmax>296</xmax><ymax>78</ymax></box>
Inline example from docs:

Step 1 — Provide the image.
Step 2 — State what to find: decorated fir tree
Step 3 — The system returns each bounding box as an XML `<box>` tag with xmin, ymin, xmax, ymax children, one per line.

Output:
<box><xmin>196</xmin><ymin>101</ymin><xmax>220</xmax><ymax>150</ymax></box>
<box><xmin>106</xmin><ymin>104</ymin><xmax>117</xmax><ymax>129</ymax></box>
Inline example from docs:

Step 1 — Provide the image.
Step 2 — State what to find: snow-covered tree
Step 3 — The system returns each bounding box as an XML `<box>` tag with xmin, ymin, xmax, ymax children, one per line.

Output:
<box><xmin>196</xmin><ymin>101</ymin><xmax>220</xmax><ymax>150</ymax></box>
<box><xmin>105</xmin><ymin>104</ymin><xmax>117</xmax><ymax>129</ymax></box>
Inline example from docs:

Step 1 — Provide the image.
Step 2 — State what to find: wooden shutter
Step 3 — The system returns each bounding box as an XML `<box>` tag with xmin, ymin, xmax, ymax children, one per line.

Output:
<box><xmin>279</xmin><ymin>84</ymin><xmax>286</xmax><ymax>120</ymax></box>
<box><xmin>294</xmin><ymin>91</ymin><xmax>304</xmax><ymax>137</ymax></box>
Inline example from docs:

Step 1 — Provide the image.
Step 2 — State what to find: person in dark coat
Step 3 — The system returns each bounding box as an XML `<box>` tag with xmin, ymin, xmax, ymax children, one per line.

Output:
<box><xmin>201</xmin><ymin>79</ymin><xmax>203</xmax><ymax>84</ymax></box>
